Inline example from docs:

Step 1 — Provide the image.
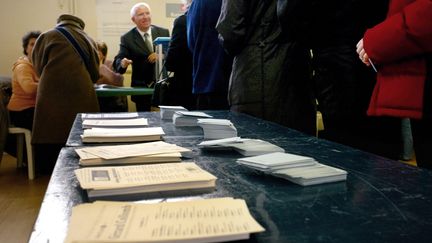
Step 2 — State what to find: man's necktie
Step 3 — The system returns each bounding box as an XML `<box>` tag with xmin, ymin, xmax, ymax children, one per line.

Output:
<box><xmin>144</xmin><ymin>33</ymin><xmax>153</xmax><ymax>52</ymax></box>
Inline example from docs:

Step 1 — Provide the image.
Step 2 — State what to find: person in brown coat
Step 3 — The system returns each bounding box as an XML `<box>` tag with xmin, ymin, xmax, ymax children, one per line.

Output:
<box><xmin>31</xmin><ymin>14</ymin><xmax>100</xmax><ymax>173</ymax></box>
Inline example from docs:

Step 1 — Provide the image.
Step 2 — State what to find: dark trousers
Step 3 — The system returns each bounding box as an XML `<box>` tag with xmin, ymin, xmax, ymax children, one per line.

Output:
<box><xmin>98</xmin><ymin>96</ymin><xmax>128</xmax><ymax>112</ymax></box>
<box><xmin>133</xmin><ymin>95</ymin><xmax>152</xmax><ymax>112</ymax></box>
<box><xmin>411</xmin><ymin>118</ymin><xmax>432</xmax><ymax>170</ymax></box>
<box><xmin>9</xmin><ymin>108</ymin><xmax>35</xmax><ymax>130</ymax></box>
<box><xmin>196</xmin><ymin>92</ymin><xmax>229</xmax><ymax>110</ymax></box>
<box><xmin>33</xmin><ymin>143</ymin><xmax>63</xmax><ymax>175</ymax></box>
<box><xmin>319</xmin><ymin>115</ymin><xmax>402</xmax><ymax>160</ymax></box>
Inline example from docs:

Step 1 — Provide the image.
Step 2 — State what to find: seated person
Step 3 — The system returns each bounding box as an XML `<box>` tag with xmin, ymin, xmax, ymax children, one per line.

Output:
<box><xmin>96</xmin><ymin>41</ymin><xmax>128</xmax><ymax>112</ymax></box>
<box><xmin>7</xmin><ymin>31</ymin><xmax>41</xmax><ymax>130</ymax></box>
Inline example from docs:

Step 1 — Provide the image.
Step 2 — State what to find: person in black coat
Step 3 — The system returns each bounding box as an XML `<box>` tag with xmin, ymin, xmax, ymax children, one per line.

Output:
<box><xmin>277</xmin><ymin>0</ymin><xmax>402</xmax><ymax>159</ymax></box>
<box><xmin>216</xmin><ymin>0</ymin><xmax>316</xmax><ymax>135</ymax></box>
<box><xmin>113</xmin><ymin>2</ymin><xmax>170</xmax><ymax>111</ymax></box>
<box><xmin>164</xmin><ymin>0</ymin><xmax>196</xmax><ymax>110</ymax></box>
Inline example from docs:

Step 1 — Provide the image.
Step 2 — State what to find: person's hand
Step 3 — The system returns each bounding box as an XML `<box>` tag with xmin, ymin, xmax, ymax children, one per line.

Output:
<box><xmin>121</xmin><ymin>58</ymin><xmax>133</xmax><ymax>68</ymax></box>
<box><xmin>356</xmin><ymin>39</ymin><xmax>370</xmax><ymax>66</ymax></box>
<box><xmin>147</xmin><ymin>52</ymin><xmax>157</xmax><ymax>63</ymax></box>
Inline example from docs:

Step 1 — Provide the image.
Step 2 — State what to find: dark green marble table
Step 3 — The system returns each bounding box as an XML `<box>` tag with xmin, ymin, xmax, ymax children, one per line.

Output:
<box><xmin>30</xmin><ymin>111</ymin><xmax>432</xmax><ymax>243</ymax></box>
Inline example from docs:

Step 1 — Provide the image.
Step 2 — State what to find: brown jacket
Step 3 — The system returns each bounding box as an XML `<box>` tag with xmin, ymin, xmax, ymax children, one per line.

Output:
<box><xmin>32</xmin><ymin>15</ymin><xmax>100</xmax><ymax>144</ymax></box>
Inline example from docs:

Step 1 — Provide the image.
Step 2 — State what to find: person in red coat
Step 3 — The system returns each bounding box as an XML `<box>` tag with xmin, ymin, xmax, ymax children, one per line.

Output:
<box><xmin>356</xmin><ymin>0</ymin><xmax>432</xmax><ymax>169</ymax></box>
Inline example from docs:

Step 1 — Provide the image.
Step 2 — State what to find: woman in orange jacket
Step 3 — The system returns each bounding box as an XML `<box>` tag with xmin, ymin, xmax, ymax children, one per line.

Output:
<box><xmin>7</xmin><ymin>31</ymin><xmax>41</xmax><ymax>130</ymax></box>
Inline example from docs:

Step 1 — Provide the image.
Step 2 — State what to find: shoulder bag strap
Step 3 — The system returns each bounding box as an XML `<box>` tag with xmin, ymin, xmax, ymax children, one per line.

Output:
<box><xmin>55</xmin><ymin>26</ymin><xmax>91</xmax><ymax>72</ymax></box>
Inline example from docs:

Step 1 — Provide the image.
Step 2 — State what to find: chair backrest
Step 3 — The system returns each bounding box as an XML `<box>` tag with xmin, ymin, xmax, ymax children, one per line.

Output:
<box><xmin>0</xmin><ymin>77</ymin><xmax>12</xmax><ymax>162</ymax></box>
<box><xmin>0</xmin><ymin>76</ymin><xmax>12</xmax><ymax>106</ymax></box>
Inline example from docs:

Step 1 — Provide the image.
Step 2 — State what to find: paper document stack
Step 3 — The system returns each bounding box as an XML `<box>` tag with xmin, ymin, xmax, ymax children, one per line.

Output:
<box><xmin>82</xmin><ymin>112</ymin><xmax>139</xmax><ymax>120</ymax></box>
<box><xmin>198</xmin><ymin>137</ymin><xmax>285</xmax><ymax>156</ymax></box>
<box><xmin>237</xmin><ymin>152</ymin><xmax>347</xmax><ymax>186</ymax></box>
<box><xmin>65</xmin><ymin>198</ymin><xmax>265</xmax><ymax>243</ymax></box>
<box><xmin>237</xmin><ymin>152</ymin><xmax>316</xmax><ymax>172</ymax></box>
<box><xmin>75</xmin><ymin>162</ymin><xmax>217</xmax><ymax>200</ymax></box>
<box><xmin>230</xmin><ymin>139</ymin><xmax>285</xmax><ymax>156</ymax></box>
<box><xmin>198</xmin><ymin>137</ymin><xmax>242</xmax><ymax>150</ymax></box>
<box><xmin>82</xmin><ymin>118</ymin><xmax>148</xmax><ymax>129</ymax></box>
<box><xmin>272</xmin><ymin>163</ymin><xmax>348</xmax><ymax>186</ymax></box>
<box><xmin>197</xmin><ymin>119</ymin><xmax>238</xmax><ymax>139</ymax></box>
<box><xmin>75</xmin><ymin>141</ymin><xmax>190</xmax><ymax>166</ymax></box>
<box><xmin>173</xmin><ymin>111</ymin><xmax>213</xmax><ymax>126</ymax></box>
<box><xmin>80</xmin><ymin>127</ymin><xmax>165</xmax><ymax>143</ymax></box>
<box><xmin>158</xmin><ymin>105</ymin><xmax>187</xmax><ymax>120</ymax></box>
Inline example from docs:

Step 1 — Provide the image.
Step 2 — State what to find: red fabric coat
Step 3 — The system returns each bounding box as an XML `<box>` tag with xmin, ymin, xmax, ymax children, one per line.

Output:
<box><xmin>364</xmin><ymin>0</ymin><xmax>432</xmax><ymax>119</ymax></box>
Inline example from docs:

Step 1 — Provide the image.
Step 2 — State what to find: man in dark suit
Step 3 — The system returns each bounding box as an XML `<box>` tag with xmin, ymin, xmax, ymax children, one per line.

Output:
<box><xmin>113</xmin><ymin>2</ymin><xmax>170</xmax><ymax>111</ymax></box>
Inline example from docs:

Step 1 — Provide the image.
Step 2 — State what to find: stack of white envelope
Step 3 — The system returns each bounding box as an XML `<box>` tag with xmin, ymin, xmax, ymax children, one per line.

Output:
<box><xmin>237</xmin><ymin>152</ymin><xmax>347</xmax><ymax>186</ymax></box>
<box><xmin>172</xmin><ymin>111</ymin><xmax>213</xmax><ymax>126</ymax></box>
<box><xmin>198</xmin><ymin>137</ymin><xmax>285</xmax><ymax>156</ymax></box>
<box><xmin>158</xmin><ymin>105</ymin><xmax>187</xmax><ymax>120</ymax></box>
<box><xmin>197</xmin><ymin>119</ymin><xmax>238</xmax><ymax>139</ymax></box>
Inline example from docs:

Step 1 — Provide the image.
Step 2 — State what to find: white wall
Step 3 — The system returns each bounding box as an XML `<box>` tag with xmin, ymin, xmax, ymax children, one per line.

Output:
<box><xmin>0</xmin><ymin>0</ymin><xmax>179</xmax><ymax>76</ymax></box>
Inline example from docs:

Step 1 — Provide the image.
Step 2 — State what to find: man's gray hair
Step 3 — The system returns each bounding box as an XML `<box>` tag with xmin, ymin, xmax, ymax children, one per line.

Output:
<box><xmin>180</xmin><ymin>0</ymin><xmax>192</xmax><ymax>8</ymax></box>
<box><xmin>130</xmin><ymin>2</ymin><xmax>151</xmax><ymax>17</ymax></box>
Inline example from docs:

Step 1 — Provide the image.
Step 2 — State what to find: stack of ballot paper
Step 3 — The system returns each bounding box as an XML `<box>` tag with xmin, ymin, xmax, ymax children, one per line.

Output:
<box><xmin>75</xmin><ymin>162</ymin><xmax>217</xmax><ymax>200</ymax></box>
<box><xmin>173</xmin><ymin>111</ymin><xmax>212</xmax><ymax>126</ymax></box>
<box><xmin>75</xmin><ymin>141</ymin><xmax>190</xmax><ymax>166</ymax></box>
<box><xmin>158</xmin><ymin>105</ymin><xmax>188</xmax><ymax>120</ymax></box>
<box><xmin>65</xmin><ymin>198</ymin><xmax>265</xmax><ymax>243</ymax></box>
<box><xmin>237</xmin><ymin>152</ymin><xmax>347</xmax><ymax>186</ymax></box>
<box><xmin>229</xmin><ymin>139</ymin><xmax>285</xmax><ymax>156</ymax></box>
<box><xmin>198</xmin><ymin>137</ymin><xmax>242</xmax><ymax>149</ymax></box>
<box><xmin>82</xmin><ymin>112</ymin><xmax>139</xmax><ymax>120</ymax></box>
<box><xmin>197</xmin><ymin>119</ymin><xmax>238</xmax><ymax>139</ymax></box>
<box><xmin>80</xmin><ymin>127</ymin><xmax>165</xmax><ymax>143</ymax></box>
<box><xmin>198</xmin><ymin>137</ymin><xmax>285</xmax><ymax>156</ymax></box>
<box><xmin>237</xmin><ymin>152</ymin><xmax>317</xmax><ymax>172</ymax></box>
<box><xmin>81</xmin><ymin>118</ymin><xmax>149</xmax><ymax>129</ymax></box>
<box><xmin>272</xmin><ymin>163</ymin><xmax>348</xmax><ymax>186</ymax></box>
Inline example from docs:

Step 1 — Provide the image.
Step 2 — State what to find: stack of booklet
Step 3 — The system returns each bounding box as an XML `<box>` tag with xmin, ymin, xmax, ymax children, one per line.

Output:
<box><xmin>158</xmin><ymin>105</ymin><xmax>187</xmax><ymax>120</ymax></box>
<box><xmin>65</xmin><ymin>198</ymin><xmax>265</xmax><ymax>243</ymax></box>
<box><xmin>82</xmin><ymin>117</ymin><xmax>149</xmax><ymax>129</ymax></box>
<box><xmin>75</xmin><ymin>141</ymin><xmax>190</xmax><ymax>166</ymax></box>
<box><xmin>197</xmin><ymin>119</ymin><xmax>238</xmax><ymax>139</ymax></box>
<box><xmin>80</xmin><ymin>127</ymin><xmax>165</xmax><ymax>143</ymax></box>
<box><xmin>237</xmin><ymin>152</ymin><xmax>347</xmax><ymax>186</ymax></box>
<box><xmin>198</xmin><ymin>137</ymin><xmax>285</xmax><ymax>156</ymax></box>
<box><xmin>172</xmin><ymin>111</ymin><xmax>212</xmax><ymax>126</ymax></box>
<box><xmin>75</xmin><ymin>162</ymin><xmax>217</xmax><ymax>200</ymax></box>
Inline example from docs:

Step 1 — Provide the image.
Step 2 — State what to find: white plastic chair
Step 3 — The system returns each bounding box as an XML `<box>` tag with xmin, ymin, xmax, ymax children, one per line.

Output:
<box><xmin>8</xmin><ymin>126</ymin><xmax>35</xmax><ymax>180</ymax></box>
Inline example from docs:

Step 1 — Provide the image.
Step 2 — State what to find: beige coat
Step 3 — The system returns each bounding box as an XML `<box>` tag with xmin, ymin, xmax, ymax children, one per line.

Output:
<box><xmin>32</xmin><ymin>15</ymin><xmax>100</xmax><ymax>144</ymax></box>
